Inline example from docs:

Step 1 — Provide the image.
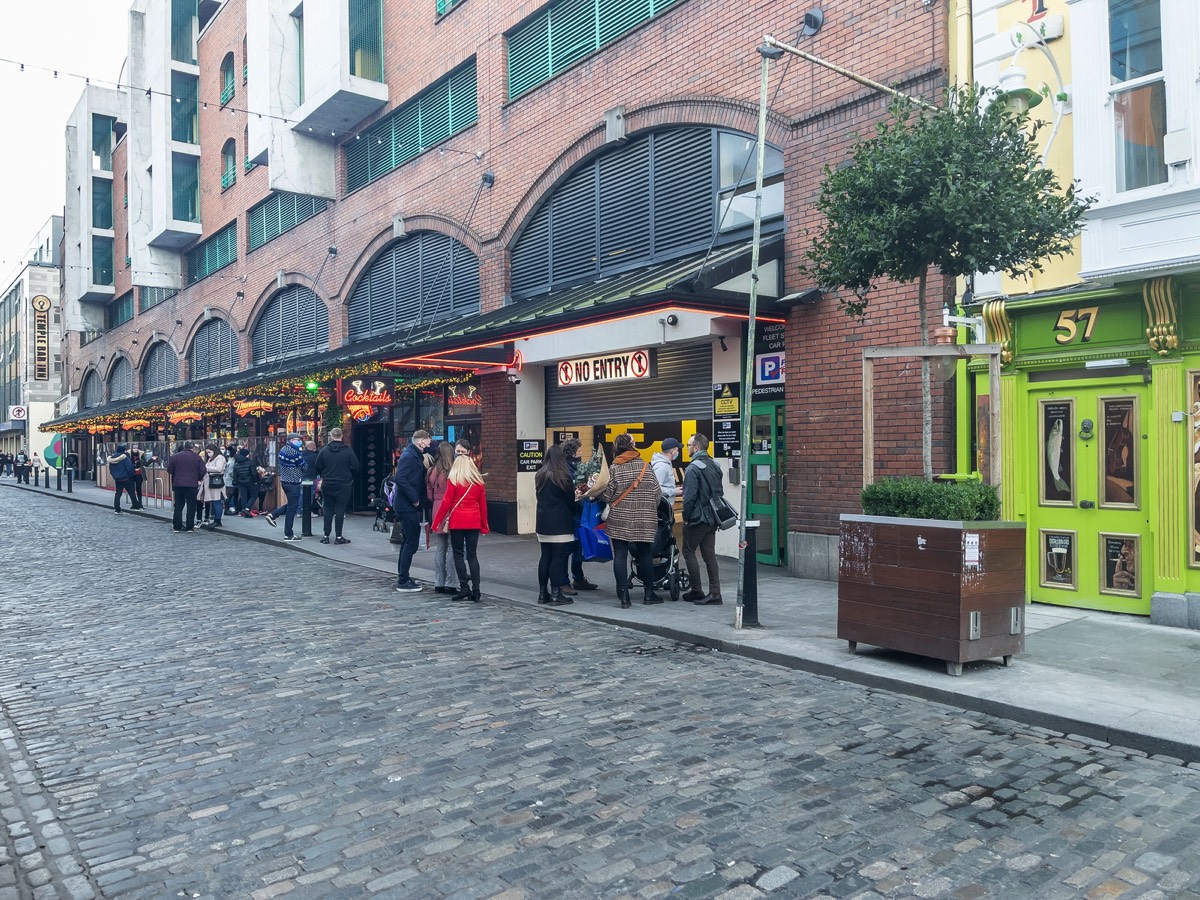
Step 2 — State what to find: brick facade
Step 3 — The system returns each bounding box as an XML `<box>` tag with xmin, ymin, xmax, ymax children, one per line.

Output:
<box><xmin>67</xmin><ymin>0</ymin><xmax>953</xmax><ymax>531</ymax></box>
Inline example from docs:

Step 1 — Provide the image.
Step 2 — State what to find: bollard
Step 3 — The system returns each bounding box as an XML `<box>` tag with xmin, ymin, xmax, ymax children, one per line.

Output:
<box><xmin>301</xmin><ymin>480</ymin><xmax>314</xmax><ymax>537</ymax></box>
<box><xmin>42</xmin><ymin>467</ymin><xmax>50</xmax><ymax>488</ymax></box>
<box><xmin>740</xmin><ymin>521</ymin><xmax>761</xmax><ymax>627</ymax></box>
<box><xmin>67</xmin><ymin>469</ymin><xmax>73</xmax><ymax>493</ymax></box>
<box><xmin>56</xmin><ymin>467</ymin><xmax>62</xmax><ymax>492</ymax></box>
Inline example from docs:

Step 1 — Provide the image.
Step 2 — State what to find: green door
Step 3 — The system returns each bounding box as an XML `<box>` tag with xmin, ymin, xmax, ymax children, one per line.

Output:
<box><xmin>748</xmin><ymin>402</ymin><xmax>785</xmax><ymax>565</ymax></box>
<box><xmin>1027</xmin><ymin>381</ymin><xmax>1150</xmax><ymax>614</ymax></box>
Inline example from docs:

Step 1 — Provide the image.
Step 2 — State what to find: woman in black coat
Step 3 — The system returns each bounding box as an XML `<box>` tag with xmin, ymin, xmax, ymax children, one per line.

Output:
<box><xmin>534</xmin><ymin>444</ymin><xmax>579</xmax><ymax>606</ymax></box>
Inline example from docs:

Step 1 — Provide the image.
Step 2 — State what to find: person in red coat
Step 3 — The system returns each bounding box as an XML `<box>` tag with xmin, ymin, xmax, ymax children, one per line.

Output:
<box><xmin>432</xmin><ymin>455</ymin><xmax>490</xmax><ymax>602</ymax></box>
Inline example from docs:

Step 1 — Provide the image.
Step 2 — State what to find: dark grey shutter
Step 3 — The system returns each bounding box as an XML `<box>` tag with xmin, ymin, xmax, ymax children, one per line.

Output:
<box><xmin>549</xmin><ymin>163</ymin><xmax>598</xmax><ymax>286</ymax></box>
<box><xmin>143</xmin><ymin>344</ymin><xmax>179</xmax><ymax>393</ymax></box>
<box><xmin>651</xmin><ymin>128</ymin><xmax>713</xmax><ymax>257</ymax></box>
<box><xmin>510</xmin><ymin>207</ymin><xmax>551</xmax><ymax>298</ymax></box>
<box><xmin>599</xmin><ymin>137</ymin><xmax>650</xmax><ymax>269</ymax></box>
<box><xmin>544</xmin><ymin>342</ymin><xmax>713</xmax><ymax>424</ymax></box>
<box><xmin>108</xmin><ymin>358</ymin><xmax>134</xmax><ymax>400</ymax></box>
<box><xmin>252</xmin><ymin>286</ymin><xmax>328</xmax><ymax>362</ymax></box>
<box><xmin>190</xmin><ymin>319</ymin><xmax>238</xmax><ymax>379</ymax></box>
<box><xmin>81</xmin><ymin>372</ymin><xmax>103</xmax><ymax>409</ymax></box>
<box><xmin>347</xmin><ymin>232</ymin><xmax>479</xmax><ymax>341</ymax></box>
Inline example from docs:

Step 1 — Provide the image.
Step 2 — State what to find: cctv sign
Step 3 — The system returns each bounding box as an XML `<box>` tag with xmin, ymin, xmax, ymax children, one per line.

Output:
<box><xmin>556</xmin><ymin>349</ymin><xmax>655</xmax><ymax>387</ymax></box>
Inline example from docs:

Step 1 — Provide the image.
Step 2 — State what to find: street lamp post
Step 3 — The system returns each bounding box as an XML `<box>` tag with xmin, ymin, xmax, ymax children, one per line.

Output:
<box><xmin>734</xmin><ymin>43</ymin><xmax>783</xmax><ymax>630</ymax></box>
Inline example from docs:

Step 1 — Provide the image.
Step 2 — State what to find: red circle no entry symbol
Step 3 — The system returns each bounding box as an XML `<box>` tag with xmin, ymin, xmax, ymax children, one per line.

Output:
<box><xmin>558</xmin><ymin>361</ymin><xmax>574</xmax><ymax>385</ymax></box>
<box><xmin>631</xmin><ymin>351</ymin><xmax>649</xmax><ymax>378</ymax></box>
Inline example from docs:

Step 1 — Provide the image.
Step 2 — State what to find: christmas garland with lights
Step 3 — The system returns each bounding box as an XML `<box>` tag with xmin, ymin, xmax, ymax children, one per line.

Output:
<box><xmin>41</xmin><ymin>364</ymin><xmax>473</xmax><ymax>433</ymax></box>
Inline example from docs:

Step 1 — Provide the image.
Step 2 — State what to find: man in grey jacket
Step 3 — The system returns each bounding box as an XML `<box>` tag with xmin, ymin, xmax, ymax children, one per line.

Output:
<box><xmin>651</xmin><ymin>438</ymin><xmax>681</xmax><ymax>502</ymax></box>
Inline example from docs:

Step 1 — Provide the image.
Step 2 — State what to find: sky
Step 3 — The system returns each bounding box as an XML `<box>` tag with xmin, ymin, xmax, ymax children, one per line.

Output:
<box><xmin>0</xmin><ymin>1</ymin><xmax>131</xmax><ymax>287</ymax></box>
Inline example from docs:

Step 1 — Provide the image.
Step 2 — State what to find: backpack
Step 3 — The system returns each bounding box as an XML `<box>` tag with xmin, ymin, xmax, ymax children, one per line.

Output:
<box><xmin>259</xmin><ymin>471</ymin><xmax>276</xmax><ymax>490</ymax></box>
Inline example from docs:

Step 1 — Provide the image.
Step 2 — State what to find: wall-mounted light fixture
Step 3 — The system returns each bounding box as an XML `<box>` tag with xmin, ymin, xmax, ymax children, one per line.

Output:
<box><xmin>481</xmin><ymin>171</ymin><xmax>495</xmax><ymax>188</ymax></box>
<box><xmin>997</xmin><ymin>19</ymin><xmax>1070</xmax><ymax>166</ymax></box>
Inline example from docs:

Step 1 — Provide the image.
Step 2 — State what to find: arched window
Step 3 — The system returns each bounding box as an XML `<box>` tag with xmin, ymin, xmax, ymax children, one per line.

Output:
<box><xmin>80</xmin><ymin>371</ymin><xmax>103</xmax><ymax>409</ymax></box>
<box><xmin>220</xmin><ymin>52</ymin><xmax>236</xmax><ymax>104</ymax></box>
<box><xmin>510</xmin><ymin>127</ymin><xmax>784</xmax><ymax>300</ymax></box>
<box><xmin>108</xmin><ymin>357</ymin><xmax>134</xmax><ymax>401</ymax></box>
<box><xmin>142</xmin><ymin>342</ymin><xmax>179</xmax><ymax>393</ymax></box>
<box><xmin>346</xmin><ymin>231</ymin><xmax>480</xmax><ymax>342</ymax></box>
<box><xmin>190</xmin><ymin>318</ymin><xmax>239</xmax><ymax>380</ymax></box>
<box><xmin>221</xmin><ymin>138</ymin><xmax>237</xmax><ymax>190</ymax></box>
<box><xmin>252</xmin><ymin>285</ymin><xmax>329</xmax><ymax>362</ymax></box>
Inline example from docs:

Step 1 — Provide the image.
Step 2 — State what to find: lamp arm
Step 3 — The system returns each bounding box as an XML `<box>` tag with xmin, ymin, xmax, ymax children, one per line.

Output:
<box><xmin>1009</xmin><ymin>21</ymin><xmax>1069</xmax><ymax>166</ymax></box>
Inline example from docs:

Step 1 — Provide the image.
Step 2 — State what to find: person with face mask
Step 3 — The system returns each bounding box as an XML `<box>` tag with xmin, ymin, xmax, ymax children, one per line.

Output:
<box><xmin>197</xmin><ymin>443</ymin><xmax>228</xmax><ymax>530</ymax></box>
<box><xmin>264</xmin><ymin>433</ymin><xmax>307</xmax><ymax>541</ymax></box>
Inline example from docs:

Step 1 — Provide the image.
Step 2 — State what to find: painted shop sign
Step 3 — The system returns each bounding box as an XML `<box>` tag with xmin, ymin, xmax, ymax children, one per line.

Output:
<box><xmin>235</xmin><ymin>400</ymin><xmax>275</xmax><ymax>417</ymax></box>
<box><xmin>32</xmin><ymin>295</ymin><xmax>51</xmax><ymax>381</ymax></box>
<box><xmin>556</xmin><ymin>349</ymin><xmax>654</xmax><ymax>387</ymax></box>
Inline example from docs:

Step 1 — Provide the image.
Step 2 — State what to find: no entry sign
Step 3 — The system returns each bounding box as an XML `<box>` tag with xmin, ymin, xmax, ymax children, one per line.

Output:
<box><xmin>556</xmin><ymin>349</ymin><xmax>655</xmax><ymax>387</ymax></box>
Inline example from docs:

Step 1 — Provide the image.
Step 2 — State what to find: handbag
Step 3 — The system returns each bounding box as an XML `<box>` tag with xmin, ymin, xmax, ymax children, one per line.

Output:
<box><xmin>600</xmin><ymin>461</ymin><xmax>650</xmax><ymax>523</ymax></box>
<box><xmin>710</xmin><ymin>496</ymin><xmax>737</xmax><ymax>530</ymax></box>
<box><xmin>208</xmin><ymin>472</ymin><xmax>226</xmax><ymax>489</ymax></box>
<box><xmin>577</xmin><ymin>499</ymin><xmax>613</xmax><ymax>562</ymax></box>
<box><xmin>437</xmin><ymin>485</ymin><xmax>472</xmax><ymax>534</ymax></box>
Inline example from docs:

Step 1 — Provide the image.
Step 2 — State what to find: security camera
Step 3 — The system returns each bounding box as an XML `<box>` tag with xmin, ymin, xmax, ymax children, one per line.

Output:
<box><xmin>507</xmin><ymin>373</ymin><xmax>521</xmax><ymax>385</ymax></box>
<box><xmin>665</xmin><ymin>313</ymin><xmax>679</xmax><ymax>326</ymax></box>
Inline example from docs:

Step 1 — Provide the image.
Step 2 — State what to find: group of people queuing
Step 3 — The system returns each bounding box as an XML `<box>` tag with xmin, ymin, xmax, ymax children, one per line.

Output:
<box><xmin>534</xmin><ymin>433</ymin><xmax>724</xmax><ymax>609</ymax></box>
<box><xmin>0</xmin><ymin>449</ymin><xmax>43</xmax><ymax>484</ymax></box>
<box><xmin>99</xmin><ymin>425</ymin><xmax>726</xmax><ymax>611</ymax></box>
<box><xmin>154</xmin><ymin>434</ymin><xmax>340</xmax><ymax>536</ymax></box>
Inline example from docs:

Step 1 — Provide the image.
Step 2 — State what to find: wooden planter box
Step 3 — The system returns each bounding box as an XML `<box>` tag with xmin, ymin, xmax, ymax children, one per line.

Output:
<box><xmin>838</xmin><ymin>515</ymin><xmax>1026</xmax><ymax>676</ymax></box>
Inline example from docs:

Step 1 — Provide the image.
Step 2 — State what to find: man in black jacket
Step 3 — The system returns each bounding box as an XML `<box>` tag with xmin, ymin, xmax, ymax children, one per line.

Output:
<box><xmin>313</xmin><ymin>428</ymin><xmax>361</xmax><ymax>545</ymax></box>
<box><xmin>392</xmin><ymin>429</ymin><xmax>432</xmax><ymax>592</ymax></box>
<box><xmin>681</xmin><ymin>433</ymin><xmax>724</xmax><ymax>605</ymax></box>
<box><xmin>166</xmin><ymin>441</ymin><xmax>207</xmax><ymax>532</ymax></box>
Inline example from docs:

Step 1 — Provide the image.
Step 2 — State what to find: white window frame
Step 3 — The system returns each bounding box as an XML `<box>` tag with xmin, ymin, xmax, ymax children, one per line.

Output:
<box><xmin>1069</xmin><ymin>0</ymin><xmax>1197</xmax><ymax>209</ymax></box>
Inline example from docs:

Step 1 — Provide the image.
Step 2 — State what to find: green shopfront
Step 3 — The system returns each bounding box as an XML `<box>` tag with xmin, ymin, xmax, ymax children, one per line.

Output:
<box><xmin>965</xmin><ymin>275</ymin><xmax>1199</xmax><ymax>620</ymax></box>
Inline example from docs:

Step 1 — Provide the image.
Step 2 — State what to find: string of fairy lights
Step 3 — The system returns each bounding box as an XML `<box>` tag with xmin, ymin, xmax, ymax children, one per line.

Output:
<box><xmin>46</xmin><ymin>364</ymin><xmax>473</xmax><ymax>433</ymax></box>
<box><xmin>0</xmin><ymin>55</ymin><xmax>488</xmax><ymax>148</ymax></box>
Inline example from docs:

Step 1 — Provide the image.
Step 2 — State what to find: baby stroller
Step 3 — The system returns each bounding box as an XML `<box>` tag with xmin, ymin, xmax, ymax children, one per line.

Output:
<box><xmin>372</xmin><ymin>476</ymin><xmax>397</xmax><ymax>532</ymax></box>
<box><xmin>628</xmin><ymin>498</ymin><xmax>690</xmax><ymax>601</ymax></box>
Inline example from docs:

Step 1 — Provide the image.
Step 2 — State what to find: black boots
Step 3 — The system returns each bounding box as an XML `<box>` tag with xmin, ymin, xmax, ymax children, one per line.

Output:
<box><xmin>451</xmin><ymin>586</ymin><xmax>472</xmax><ymax>601</ymax></box>
<box><xmin>538</xmin><ymin>586</ymin><xmax>573</xmax><ymax>605</ymax></box>
<box><xmin>619</xmin><ymin>589</ymin><xmax>632</xmax><ymax>609</ymax></box>
<box><xmin>643</xmin><ymin>589</ymin><xmax>665</xmax><ymax>605</ymax></box>
<box><xmin>453</xmin><ymin>579</ymin><xmax>481</xmax><ymax>602</ymax></box>
<box><xmin>471</xmin><ymin>580</ymin><xmax>480</xmax><ymax>603</ymax></box>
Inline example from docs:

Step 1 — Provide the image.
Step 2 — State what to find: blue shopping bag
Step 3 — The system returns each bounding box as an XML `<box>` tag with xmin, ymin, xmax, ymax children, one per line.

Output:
<box><xmin>577</xmin><ymin>499</ymin><xmax>613</xmax><ymax>562</ymax></box>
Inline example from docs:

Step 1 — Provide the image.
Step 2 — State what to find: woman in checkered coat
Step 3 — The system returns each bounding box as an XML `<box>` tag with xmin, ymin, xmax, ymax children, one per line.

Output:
<box><xmin>602</xmin><ymin>433</ymin><xmax>664</xmax><ymax>609</ymax></box>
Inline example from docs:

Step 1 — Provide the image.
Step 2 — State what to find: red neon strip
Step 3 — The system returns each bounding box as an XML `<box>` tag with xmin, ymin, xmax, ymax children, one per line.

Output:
<box><xmin>379</xmin><ymin>305</ymin><xmax>784</xmax><ymax>367</ymax></box>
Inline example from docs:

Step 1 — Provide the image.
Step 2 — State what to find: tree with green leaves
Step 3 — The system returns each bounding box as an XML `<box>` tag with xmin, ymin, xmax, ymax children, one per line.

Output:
<box><xmin>801</xmin><ymin>83</ymin><xmax>1091</xmax><ymax>480</ymax></box>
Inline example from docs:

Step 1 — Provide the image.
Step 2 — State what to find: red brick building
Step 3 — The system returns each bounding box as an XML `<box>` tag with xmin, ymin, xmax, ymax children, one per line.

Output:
<box><xmin>55</xmin><ymin>0</ymin><xmax>954</xmax><ymax>578</ymax></box>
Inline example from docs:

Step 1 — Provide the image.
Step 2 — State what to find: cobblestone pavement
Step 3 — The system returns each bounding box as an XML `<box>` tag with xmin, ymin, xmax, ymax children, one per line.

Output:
<box><xmin>2</xmin><ymin>492</ymin><xmax>1200</xmax><ymax>900</ymax></box>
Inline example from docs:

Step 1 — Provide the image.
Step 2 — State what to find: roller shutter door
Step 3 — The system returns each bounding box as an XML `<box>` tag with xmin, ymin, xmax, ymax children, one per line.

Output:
<box><xmin>544</xmin><ymin>343</ymin><xmax>712</xmax><ymax>425</ymax></box>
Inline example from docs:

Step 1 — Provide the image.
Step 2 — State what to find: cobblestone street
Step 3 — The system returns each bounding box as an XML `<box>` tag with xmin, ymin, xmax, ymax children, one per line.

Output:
<box><xmin>2</xmin><ymin>491</ymin><xmax>1199</xmax><ymax>899</ymax></box>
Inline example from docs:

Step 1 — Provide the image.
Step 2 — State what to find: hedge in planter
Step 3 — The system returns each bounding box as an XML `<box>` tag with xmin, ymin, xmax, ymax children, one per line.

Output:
<box><xmin>861</xmin><ymin>477</ymin><xmax>1000</xmax><ymax>521</ymax></box>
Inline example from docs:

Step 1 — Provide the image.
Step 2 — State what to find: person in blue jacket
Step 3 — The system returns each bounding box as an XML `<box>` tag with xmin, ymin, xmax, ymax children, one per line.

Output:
<box><xmin>107</xmin><ymin>444</ymin><xmax>137</xmax><ymax>513</ymax></box>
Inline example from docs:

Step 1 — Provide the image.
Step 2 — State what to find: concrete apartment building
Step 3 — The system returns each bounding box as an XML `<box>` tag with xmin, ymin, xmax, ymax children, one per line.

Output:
<box><xmin>1</xmin><ymin>216</ymin><xmax>66</xmax><ymax>465</ymax></box>
<box><xmin>51</xmin><ymin>0</ymin><xmax>955</xmax><ymax>578</ymax></box>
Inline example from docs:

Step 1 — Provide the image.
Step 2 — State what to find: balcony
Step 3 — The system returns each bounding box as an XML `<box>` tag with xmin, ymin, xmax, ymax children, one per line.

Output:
<box><xmin>221</xmin><ymin>168</ymin><xmax>236</xmax><ymax>190</ymax></box>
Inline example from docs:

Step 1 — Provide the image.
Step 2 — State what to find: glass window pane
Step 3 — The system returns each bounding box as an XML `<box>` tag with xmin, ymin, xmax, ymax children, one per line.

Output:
<box><xmin>1109</xmin><ymin>0</ymin><xmax>1161</xmax><ymax>83</ymax></box>
<box><xmin>719</xmin><ymin>132</ymin><xmax>783</xmax><ymax>189</ymax></box>
<box><xmin>718</xmin><ymin>175</ymin><xmax>784</xmax><ymax>232</ymax></box>
<box><xmin>1114</xmin><ymin>81</ymin><xmax>1167</xmax><ymax>192</ymax></box>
